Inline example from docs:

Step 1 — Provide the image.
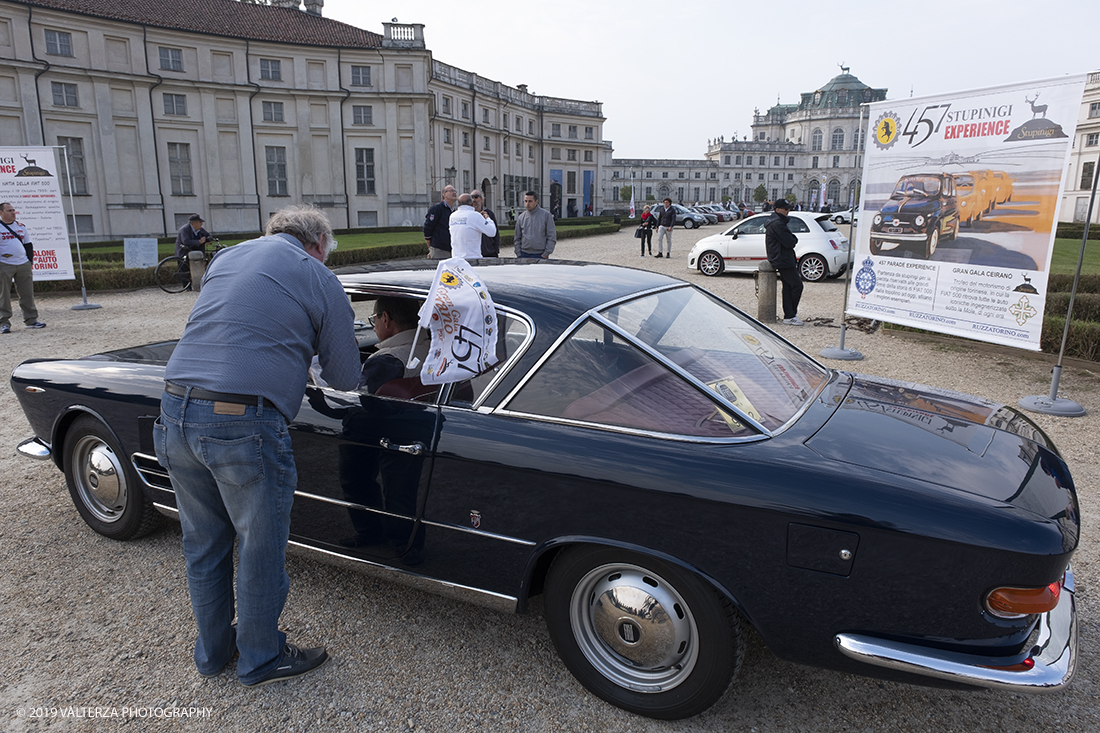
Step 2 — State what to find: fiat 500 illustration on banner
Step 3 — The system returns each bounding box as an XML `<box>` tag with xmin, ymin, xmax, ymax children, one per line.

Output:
<box><xmin>12</xmin><ymin>261</ymin><xmax>1077</xmax><ymax>720</ymax></box>
<box><xmin>870</xmin><ymin>173</ymin><xmax>961</xmax><ymax>258</ymax></box>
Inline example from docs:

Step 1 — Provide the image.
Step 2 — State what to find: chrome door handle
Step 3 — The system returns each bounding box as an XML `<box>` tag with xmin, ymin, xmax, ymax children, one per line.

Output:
<box><xmin>379</xmin><ymin>438</ymin><xmax>425</xmax><ymax>456</ymax></box>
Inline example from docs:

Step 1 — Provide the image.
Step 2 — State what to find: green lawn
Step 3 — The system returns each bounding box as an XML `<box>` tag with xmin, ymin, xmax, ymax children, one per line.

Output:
<box><xmin>1050</xmin><ymin>238</ymin><xmax>1100</xmax><ymax>275</ymax></box>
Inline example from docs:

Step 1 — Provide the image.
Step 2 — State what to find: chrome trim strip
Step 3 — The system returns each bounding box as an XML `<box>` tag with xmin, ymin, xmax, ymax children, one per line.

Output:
<box><xmin>836</xmin><ymin>568</ymin><xmax>1076</xmax><ymax>693</ymax></box>
<box><xmin>286</xmin><ymin>540</ymin><xmax>518</xmax><ymax>614</ymax></box>
<box><xmin>489</xmin><ymin>407</ymin><xmax>769</xmax><ymax>444</ymax></box>
<box><xmin>420</xmin><ymin>518</ymin><xmax>537</xmax><ymax>546</ymax></box>
<box><xmin>152</xmin><ymin>502</ymin><xmax>179</xmax><ymax>519</ymax></box>
<box><xmin>17</xmin><ymin>436</ymin><xmax>52</xmax><ymax>460</ymax></box>
<box><xmin>870</xmin><ymin>232</ymin><xmax>927</xmax><ymax>241</ymax></box>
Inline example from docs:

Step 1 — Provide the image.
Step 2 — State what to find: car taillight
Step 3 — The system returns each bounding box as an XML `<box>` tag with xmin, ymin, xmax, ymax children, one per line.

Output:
<box><xmin>829</xmin><ymin>239</ymin><xmax>839</xmax><ymax>250</ymax></box>
<box><xmin>985</xmin><ymin>580</ymin><xmax>1061</xmax><ymax>619</ymax></box>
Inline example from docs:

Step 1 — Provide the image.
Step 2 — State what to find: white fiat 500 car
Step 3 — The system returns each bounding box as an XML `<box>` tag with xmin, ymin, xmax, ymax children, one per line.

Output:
<box><xmin>687</xmin><ymin>211</ymin><xmax>850</xmax><ymax>282</ymax></box>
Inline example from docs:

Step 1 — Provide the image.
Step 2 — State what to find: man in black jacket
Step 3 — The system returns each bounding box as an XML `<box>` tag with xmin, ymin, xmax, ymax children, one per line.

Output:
<box><xmin>765</xmin><ymin>199</ymin><xmax>804</xmax><ymax>325</ymax></box>
<box><xmin>423</xmin><ymin>185</ymin><xmax>458</xmax><ymax>259</ymax></box>
<box><xmin>471</xmin><ymin>189</ymin><xmax>500</xmax><ymax>257</ymax></box>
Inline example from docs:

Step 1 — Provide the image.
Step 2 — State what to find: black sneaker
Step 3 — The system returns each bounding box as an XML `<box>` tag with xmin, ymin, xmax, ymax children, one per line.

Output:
<box><xmin>0</xmin><ymin>324</ymin><xmax>10</xmax><ymax>334</ymax></box>
<box><xmin>26</xmin><ymin>321</ymin><xmax>45</xmax><ymax>329</ymax></box>
<box><xmin>242</xmin><ymin>643</ymin><xmax>329</xmax><ymax>687</ymax></box>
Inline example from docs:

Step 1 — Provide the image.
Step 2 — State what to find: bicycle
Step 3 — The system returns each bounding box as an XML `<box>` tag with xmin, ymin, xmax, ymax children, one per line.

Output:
<box><xmin>155</xmin><ymin>239</ymin><xmax>225</xmax><ymax>293</ymax></box>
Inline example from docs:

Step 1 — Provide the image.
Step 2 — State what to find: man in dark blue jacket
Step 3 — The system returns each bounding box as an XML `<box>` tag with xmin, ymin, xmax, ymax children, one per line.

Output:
<box><xmin>175</xmin><ymin>214</ymin><xmax>211</xmax><ymax>258</ymax></box>
<box><xmin>765</xmin><ymin>199</ymin><xmax>804</xmax><ymax>325</ymax></box>
<box><xmin>423</xmin><ymin>185</ymin><xmax>457</xmax><ymax>259</ymax></box>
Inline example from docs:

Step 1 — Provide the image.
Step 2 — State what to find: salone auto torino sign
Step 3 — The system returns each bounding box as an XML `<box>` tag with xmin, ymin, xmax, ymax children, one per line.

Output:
<box><xmin>847</xmin><ymin>74</ymin><xmax>1087</xmax><ymax>351</ymax></box>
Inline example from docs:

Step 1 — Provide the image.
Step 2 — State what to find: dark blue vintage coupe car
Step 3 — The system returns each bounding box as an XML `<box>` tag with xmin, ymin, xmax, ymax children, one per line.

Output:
<box><xmin>12</xmin><ymin>261</ymin><xmax>1077</xmax><ymax>719</ymax></box>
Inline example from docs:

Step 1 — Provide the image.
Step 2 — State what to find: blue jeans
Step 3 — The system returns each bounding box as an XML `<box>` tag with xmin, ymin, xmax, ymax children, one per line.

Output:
<box><xmin>154</xmin><ymin>389</ymin><xmax>296</xmax><ymax>684</ymax></box>
<box><xmin>516</xmin><ymin>251</ymin><xmax>547</xmax><ymax>259</ymax></box>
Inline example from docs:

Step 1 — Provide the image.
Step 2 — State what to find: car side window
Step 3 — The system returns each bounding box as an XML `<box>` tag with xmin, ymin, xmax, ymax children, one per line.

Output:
<box><xmin>735</xmin><ymin>218</ymin><xmax>767</xmax><ymax>235</ymax></box>
<box><xmin>447</xmin><ymin>312</ymin><xmax>531</xmax><ymax>407</ymax></box>
<box><xmin>506</xmin><ymin>319</ymin><xmax>750</xmax><ymax>438</ymax></box>
<box><xmin>788</xmin><ymin>218</ymin><xmax>810</xmax><ymax>233</ymax></box>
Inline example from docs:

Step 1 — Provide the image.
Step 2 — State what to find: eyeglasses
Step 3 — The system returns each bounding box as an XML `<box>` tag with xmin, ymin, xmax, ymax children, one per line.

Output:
<box><xmin>368</xmin><ymin>314</ymin><xmax>379</xmax><ymax>327</ymax></box>
<box><xmin>471</xmin><ymin>194</ymin><xmax>482</xmax><ymax>199</ymax></box>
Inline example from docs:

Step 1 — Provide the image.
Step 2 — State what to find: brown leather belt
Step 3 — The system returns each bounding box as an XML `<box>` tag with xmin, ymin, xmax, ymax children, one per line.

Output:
<box><xmin>164</xmin><ymin>381</ymin><xmax>277</xmax><ymax>411</ymax></box>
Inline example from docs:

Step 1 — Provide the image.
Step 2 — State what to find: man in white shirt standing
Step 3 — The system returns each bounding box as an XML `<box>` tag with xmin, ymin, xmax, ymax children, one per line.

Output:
<box><xmin>0</xmin><ymin>201</ymin><xmax>45</xmax><ymax>334</ymax></box>
<box><xmin>448</xmin><ymin>193</ymin><xmax>497</xmax><ymax>260</ymax></box>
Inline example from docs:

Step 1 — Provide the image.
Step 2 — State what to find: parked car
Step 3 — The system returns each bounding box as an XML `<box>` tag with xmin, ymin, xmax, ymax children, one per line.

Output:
<box><xmin>665</xmin><ymin>203</ymin><xmax>708</xmax><ymax>229</ymax></box>
<box><xmin>831</xmin><ymin>208</ymin><xmax>859</xmax><ymax>225</ymax></box>
<box><xmin>12</xmin><ymin>261</ymin><xmax>1077</xmax><ymax>720</ymax></box>
<box><xmin>700</xmin><ymin>204</ymin><xmax>734</xmax><ymax>222</ymax></box>
<box><xmin>870</xmin><ymin>173</ymin><xmax>960</xmax><ymax>258</ymax></box>
<box><xmin>687</xmin><ymin>211</ymin><xmax>850</xmax><ymax>281</ymax></box>
<box><xmin>689</xmin><ymin>206</ymin><xmax>719</xmax><ymax>225</ymax></box>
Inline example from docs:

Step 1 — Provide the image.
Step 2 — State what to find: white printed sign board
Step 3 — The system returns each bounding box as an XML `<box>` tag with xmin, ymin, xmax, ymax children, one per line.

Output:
<box><xmin>0</xmin><ymin>146</ymin><xmax>76</xmax><ymax>281</ymax></box>
<box><xmin>847</xmin><ymin>75</ymin><xmax>1087</xmax><ymax>350</ymax></box>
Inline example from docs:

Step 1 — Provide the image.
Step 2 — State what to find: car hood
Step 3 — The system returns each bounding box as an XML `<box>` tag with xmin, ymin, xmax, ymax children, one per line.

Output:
<box><xmin>806</xmin><ymin>374</ymin><xmax>1078</xmax><ymax>531</ymax></box>
<box><xmin>879</xmin><ymin>196</ymin><xmax>938</xmax><ymax>217</ymax></box>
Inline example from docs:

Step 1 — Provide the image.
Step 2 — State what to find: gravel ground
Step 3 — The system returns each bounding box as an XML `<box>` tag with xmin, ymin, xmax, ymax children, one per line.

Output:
<box><xmin>2</xmin><ymin>226</ymin><xmax>1098</xmax><ymax>732</ymax></box>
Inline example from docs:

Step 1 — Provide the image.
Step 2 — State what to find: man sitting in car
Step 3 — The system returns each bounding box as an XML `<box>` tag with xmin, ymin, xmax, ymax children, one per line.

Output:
<box><xmin>359</xmin><ymin>296</ymin><xmax>429</xmax><ymax>393</ymax></box>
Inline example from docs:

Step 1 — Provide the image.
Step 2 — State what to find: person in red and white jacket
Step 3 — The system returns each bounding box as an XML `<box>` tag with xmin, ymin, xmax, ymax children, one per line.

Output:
<box><xmin>0</xmin><ymin>202</ymin><xmax>45</xmax><ymax>333</ymax></box>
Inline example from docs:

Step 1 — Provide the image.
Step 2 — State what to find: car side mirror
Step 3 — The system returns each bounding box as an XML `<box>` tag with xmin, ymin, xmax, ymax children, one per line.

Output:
<box><xmin>730</xmin><ymin>232</ymin><xmax>738</xmax><ymax>239</ymax></box>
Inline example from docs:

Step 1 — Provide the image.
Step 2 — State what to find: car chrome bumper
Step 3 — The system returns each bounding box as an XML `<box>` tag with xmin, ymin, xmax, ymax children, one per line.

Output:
<box><xmin>836</xmin><ymin>567</ymin><xmax>1077</xmax><ymax>693</ymax></box>
<box><xmin>870</xmin><ymin>232</ymin><xmax>926</xmax><ymax>242</ymax></box>
<box><xmin>17</xmin><ymin>436</ymin><xmax>52</xmax><ymax>460</ymax></box>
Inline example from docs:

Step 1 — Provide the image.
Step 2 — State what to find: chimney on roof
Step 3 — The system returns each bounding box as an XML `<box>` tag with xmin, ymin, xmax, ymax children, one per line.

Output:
<box><xmin>517</xmin><ymin>84</ymin><xmax>528</xmax><ymax>93</ymax></box>
<box><xmin>304</xmin><ymin>0</ymin><xmax>323</xmax><ymax>15</ymax></box>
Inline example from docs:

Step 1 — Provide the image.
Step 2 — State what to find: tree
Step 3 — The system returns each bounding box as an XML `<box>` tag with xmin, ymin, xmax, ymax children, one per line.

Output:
<box><xmin>784</xmin><ymin>190</ymin><xmax>797</xmax><ymax>204</ymax></box>
<box><xmin>753</xmin><ymin>184</ymin><xmax>767</xmax><ymax>203</ymax></box>
<box><xmin>620</xmin><ymin>185</ymin><xmax>633</xmax><ymax>202</ymax></box>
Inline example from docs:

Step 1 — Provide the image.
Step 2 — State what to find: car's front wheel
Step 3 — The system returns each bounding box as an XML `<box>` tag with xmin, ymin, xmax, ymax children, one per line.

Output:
<box><xmin>544</xmin><ymin>546</ymin><xmax>743</xmax><ymax>720</ymax></box>
<box><xmin>683</xmin><ymin>218</ymin><xmax>696</xmax><ymax>229</ymax></box>
<box><xmin>925</xmin><ymin>225</ymin><xmax>939</xmax><ymax>259</ymax></box>
<box><xmin>698</xmin><ymin>251</ymin><xmax>725</xmax><ymax>276</ymax></box>
<box><xmin>62</xmin><ymin>415</ymin><xmax>159</xmax><ymax>540</ymax></box>
<box><xmin>799</xmin><ymin>254</ymin><xmax>828</xmax><ymax>282</ymax></box>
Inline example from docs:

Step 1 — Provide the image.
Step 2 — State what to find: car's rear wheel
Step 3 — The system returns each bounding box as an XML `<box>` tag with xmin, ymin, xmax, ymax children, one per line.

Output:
<box><xmin>63</xmin><ymin>415</ymin><xmax>159</xmax><ymax>540</ymax></box>
<box><xmin>544</xmin><ymin>546</ymin><xmax>742</xmax><ymax>720</ymax></box>
<box><xmin>698</xmin><ymin>251</ymin><xmax>725</xmax><ymax>276</ymax></box>
<box><xmin>683</xmin><ymin>219</ymin><xmax>696</xmax><ymax>230</ymax></box>
<box><xmin>799</xmin><ymin>254</ymin><xmax>828</xmax><ymax>282</ymax></box>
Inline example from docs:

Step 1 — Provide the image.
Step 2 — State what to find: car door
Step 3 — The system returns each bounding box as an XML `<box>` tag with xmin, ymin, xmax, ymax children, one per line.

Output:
<box><xmin>725</xmin><ymin>215</ymin><xmax>770</xmax><ymax>267</ymax></box>
<box><xmin>289</xmin><ymin>384</ymin><xmax>441</xmax><ymax>564</ymax></box>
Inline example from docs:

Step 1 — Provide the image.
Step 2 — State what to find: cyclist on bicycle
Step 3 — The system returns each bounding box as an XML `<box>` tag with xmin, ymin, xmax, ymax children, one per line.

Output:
<box><xmin>175</xmin><ymin>214</ymin><xmax>212</xmax><ymax>258</ymax></box>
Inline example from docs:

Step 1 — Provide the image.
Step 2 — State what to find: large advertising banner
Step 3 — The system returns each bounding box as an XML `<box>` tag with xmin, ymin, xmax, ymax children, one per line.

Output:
<box><xmin>0</xmin><ymin>146</ymin><xmax>75</xmax><ymax>281</ymax></box>
<box><xmin>847</xmin><ymin>75</ymin><xmax>1087</xmax><ymax>350</ymax></box>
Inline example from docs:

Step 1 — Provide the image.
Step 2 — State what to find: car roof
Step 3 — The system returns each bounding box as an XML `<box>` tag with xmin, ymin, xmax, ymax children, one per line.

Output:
<box><xmin>334</xmin><ymin>259</ymin><xmax>684</xmax><ymax>334</ymax></box>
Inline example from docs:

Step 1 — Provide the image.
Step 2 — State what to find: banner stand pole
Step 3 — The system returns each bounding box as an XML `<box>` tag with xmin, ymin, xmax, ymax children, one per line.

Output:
<box><xmin>56</xmin><ymin>145</ymin><xmax>100</xmax><ymax>311</ymax></box>
<box><xmin>1019</xmin><ymin>154</ymin><xmax>1098</xmax><ymax>417</ymax></box>
<box><xmin>820</xmin><ymin>106</ymin><xmax>865</xmax><ymax>361</ymax></box>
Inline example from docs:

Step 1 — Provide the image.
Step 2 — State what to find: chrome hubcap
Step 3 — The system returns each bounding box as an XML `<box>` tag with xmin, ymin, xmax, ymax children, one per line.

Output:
<box><xmin>801</xmin><ymin>258</ymin><xmax>825</xmax><ymax>281</ymax></box>
<box><xmin>700</xmin><ymin>253</ymin><xmax>721</xmax><ymax>275</ymax></box>
<box><xmin>570</xmin><ymin>563</ymin><xmax>698</xmax><ymax>693</ymax></box>
<box><xmin>73</xmin><ymin>435</ymin><xmax>126</xmax><ymax>523</ymax></box>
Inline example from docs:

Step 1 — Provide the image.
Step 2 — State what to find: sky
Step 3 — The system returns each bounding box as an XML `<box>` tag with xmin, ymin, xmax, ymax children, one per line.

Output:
<box><xmin>325</xmin><ymin>0</ymin><xmax>1098</xmax><ymax>161</ymax></box>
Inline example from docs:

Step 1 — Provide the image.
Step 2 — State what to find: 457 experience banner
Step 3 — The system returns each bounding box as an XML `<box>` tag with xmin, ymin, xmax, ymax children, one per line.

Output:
<box><xmin>846</xmin><ymin>75</ymin><xmax>1087</xmax><ymax>350</ymax></box>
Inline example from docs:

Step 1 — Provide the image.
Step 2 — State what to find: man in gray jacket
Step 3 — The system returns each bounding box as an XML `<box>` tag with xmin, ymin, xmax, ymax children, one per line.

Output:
<box><xmin>513</xmin><ymin>191</ymin><xmax>556</xmax><ymax>259</ymax></box>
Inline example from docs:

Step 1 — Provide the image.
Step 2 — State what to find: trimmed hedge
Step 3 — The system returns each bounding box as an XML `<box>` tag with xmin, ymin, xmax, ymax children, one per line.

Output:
<box><xmin>1048</xmin><ymin>273</ymin><xmax>1100</xmax><ymax>294</ymax></box>
<box><xmin>1042</xmin><ymin>315</ymin><xmax>1100</xmax><ymax>362</ymax></box>
<box><xmin>1044</xmin><ymin>293</ymin><xmax>1100</xmax><ymax>322</ymax></box>
<box><xmin>1055</xmin><ymin>222</ymin><xmax>1100</xmax><ymax>242</ymax></box>
<box><xmin>34</xmin><ymin>222</ymin><xmax>622</xmax><ymax>293</ymax></box>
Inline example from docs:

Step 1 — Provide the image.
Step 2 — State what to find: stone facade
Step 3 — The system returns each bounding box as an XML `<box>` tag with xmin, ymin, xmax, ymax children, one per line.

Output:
<box><xmin>0</xmin><ymin>0</ymin><xmax>604</xmax><ymax>239</ymax></box>
<box><xmin>606</xmin><ymin>70</ymin><xmax>886</xmax><ymax>212</ymax></box>
<box><xmin>1062</xmin><ymin>71</ymin><xmax>1100</xmax><ymax>225</ymax></box>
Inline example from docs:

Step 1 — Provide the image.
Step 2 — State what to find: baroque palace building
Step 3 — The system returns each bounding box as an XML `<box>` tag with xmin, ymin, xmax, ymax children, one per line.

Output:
<box><xmin>0</xmin><ymin>0</ymin><xmax>605</xmax><ymax>239</ymax></box>
<box><xmin>605</xmin><ymin>70</ymin><xmax>887</xmax><ymax>211</ymax></box>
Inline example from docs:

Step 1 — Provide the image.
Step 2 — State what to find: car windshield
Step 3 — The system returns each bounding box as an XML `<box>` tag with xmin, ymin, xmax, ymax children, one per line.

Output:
<box><xmin>599</xmin><ymin>286</ymin><xmax>827</xmax><ymax>431</ymax></box>
<box><xmin>892</xmin><ymin>176</ymin><xmax>941</xmax><ymax>198</ymax></box>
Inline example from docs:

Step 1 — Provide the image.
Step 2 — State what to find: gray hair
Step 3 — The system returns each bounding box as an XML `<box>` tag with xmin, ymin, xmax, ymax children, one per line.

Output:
<box><xmin>266</xmin><ymin>205</ymin><xmax>336</xmax><ymax>260</ymax></box>
<box><xmin>457</xmin><ymin>193</ymin><xmax>472</xmax><ymax>206</ymax></box>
